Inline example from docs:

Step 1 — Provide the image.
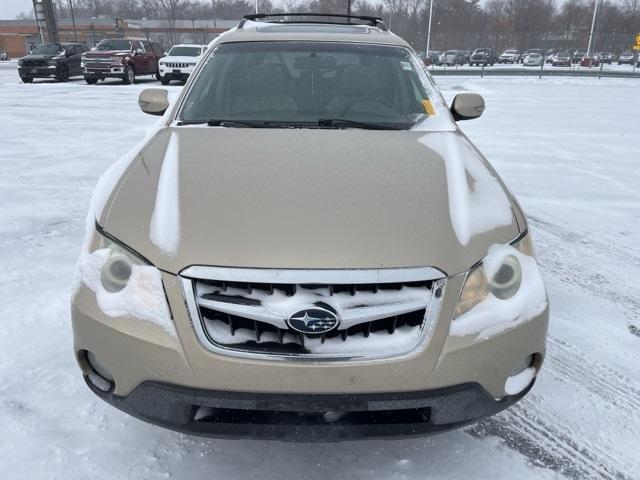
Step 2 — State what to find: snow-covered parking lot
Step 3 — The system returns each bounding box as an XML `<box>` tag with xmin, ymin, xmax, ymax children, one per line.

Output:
<box><xmin>1</xmin><ymin>63</ymin><xmax>639</xmax><ymax>479</ymax></box>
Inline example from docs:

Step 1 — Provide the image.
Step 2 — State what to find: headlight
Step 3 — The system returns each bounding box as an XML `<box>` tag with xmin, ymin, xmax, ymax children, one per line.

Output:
<box><xmin>47</xmin><ymin>59</ymin><xmax>57</xmax><ymax>65</ymax></box>
<box><xmin>18</xmin><ymin>59</ymin><xmax>24</xmax><ymax>66</ymax></box>
<box><xmin>453</xmin><ymin>234</ymin><xmax>533</xmax><ymax>318</ymax></box>
<box><xmin>111</xmin><ymin>56</ymin><xmax>122</xmax><ymax>64</ymax></box>
<box><xmin>99</xmin><ymin>234</ymin><xmax>146</xmax><ymax>293</ymax></box>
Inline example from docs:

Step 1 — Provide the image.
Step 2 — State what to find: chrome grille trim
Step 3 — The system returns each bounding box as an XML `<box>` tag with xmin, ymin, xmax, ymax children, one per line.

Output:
<box><xmin>181</xmin><ymin>266</ymin><xmax>446</xmax><ymax>284</ymax></box>
<box><xmin>164</xmin><ymin>62</ymin><xmax>192</xmax><ymax>68</ymax></box>
<box><xmin>180</xmin><ymin>266</ymin><xmax>447</xmax><ymax>362</ymax></box>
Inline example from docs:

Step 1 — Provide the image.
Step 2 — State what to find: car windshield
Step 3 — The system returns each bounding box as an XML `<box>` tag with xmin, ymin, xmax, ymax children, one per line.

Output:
<box><xmin>179</xmin><ymin>41</ymin><xmax>450</xmax><ymax>130</ymax></box>
<box><xmin>445</xmin><ymin>50</ymin><xmax>458</xmax><ymax>55</ymax></box>
<box><xmin>169</xmin><ymin>46</ymin><xmax>202</xmax><ymax>57</ymax></box>
<box><xmin>95</xmin><ymin>39</ymin><xmax>132</xmax><ymax>51</ymax></box>
<box><xmin>504</xmin><ymin>50</ymin><xmax>516</xmax><ymax>54</ymax></box>
<box><xmin>31</xmin><ymin>44</ymin><xmax>62</xmax><ymax>55</ymax></box>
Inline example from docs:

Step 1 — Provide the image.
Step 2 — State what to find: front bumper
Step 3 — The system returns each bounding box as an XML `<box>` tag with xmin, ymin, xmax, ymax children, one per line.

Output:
<box><xmin>18</xmin><ymin>65</ymin><xmax>59</xmax><ymax>78</ymax></box>
<box><xmin>85</xmin><ymin>377</ymin><xmax>533</xmax><ymax>441</ymax></box>
<box><xmin>82</xmin><ymin>65</ymin><xmax>125</xmax><ymax>78</ymax></box>
<box><xmin>159</xmin><ymin>66</ymin><xmax>194</xmax><ymax>81</ymax></box>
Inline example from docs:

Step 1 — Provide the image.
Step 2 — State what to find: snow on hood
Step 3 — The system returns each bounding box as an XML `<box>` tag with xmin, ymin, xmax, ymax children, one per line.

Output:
<box><xmin>418</xmin><ymin>132</ymin><xmax>513</xmax><ymax>246</ymax></box>
<box><xmin>98</xmin><ymin>128</ymin><xmax>520</xmax><ymax>275</ymax></box>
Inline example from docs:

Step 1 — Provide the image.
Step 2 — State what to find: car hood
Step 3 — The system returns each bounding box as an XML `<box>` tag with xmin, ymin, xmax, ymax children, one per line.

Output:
<box><xmin>99</xmin><ymin>128</ymin><xmax>521</xmax><ymax>276</ymax></box>
<box><xmin>162</xmin><ymin>56</ymin><xmax>200</xmax><ymax>62</ymax></box>
<box><xmin>21</xmin><ymin>54</ymin><xmax>59</xmax><ymax>61</ymax></box>
<box><xmin>83</xmin><ymin>50</ymin><xmax>130</xmax><ymax>57</ymax></box>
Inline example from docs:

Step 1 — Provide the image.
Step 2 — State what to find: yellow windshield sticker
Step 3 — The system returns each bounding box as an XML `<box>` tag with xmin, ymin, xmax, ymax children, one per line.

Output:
<box><xmin>422</xmin><ymin>99</ymin><xmax>436</xmax><ymax>116</ymax></box>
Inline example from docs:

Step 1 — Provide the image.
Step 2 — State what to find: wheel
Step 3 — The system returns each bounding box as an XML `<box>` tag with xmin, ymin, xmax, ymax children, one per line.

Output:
<box><xmin>160</xmin><ymin>75</ymin><xmax>170</xmax><ymax>85</ymax></box>
<box><xmin>55</xmin><ymin>65</ymin><xmax>69</xmax><ymax>82</ymax></box>
<box><xmin>20</xmin><ymin>76</ymin><xmax>33</xmax><ymax>83</ymax></box>
<box><xmin>122</xmin><ymin>65</ymin><xmax>135</xmax><ymax>85</ymax></box>
<box><xmin>84</xmin><ymin>76</ymin><xmax>98</xmax><ymax>85</ymax></box>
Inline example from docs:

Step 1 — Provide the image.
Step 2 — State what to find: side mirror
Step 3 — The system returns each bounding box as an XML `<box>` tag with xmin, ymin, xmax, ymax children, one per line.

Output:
<box><xmin>135</xmin><ymin>48</ymin><xmax>144</xmax><ymax>55</ymax></box>
<box><xmin>450</xmin><ymin>93</ymin><xmax>485</xmax><ymax>121</ymax></box>
<box><xmin>138</xmin><ymin>88</ymin><xmax>169</xmax><ymax>116</ymax></box>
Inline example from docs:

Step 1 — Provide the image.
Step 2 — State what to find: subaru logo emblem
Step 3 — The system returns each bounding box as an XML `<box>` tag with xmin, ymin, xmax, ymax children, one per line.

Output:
<box><xmin>287</xmin><ymin>307</ymin><xmax>340</xmax><ymax>335</ymax></box>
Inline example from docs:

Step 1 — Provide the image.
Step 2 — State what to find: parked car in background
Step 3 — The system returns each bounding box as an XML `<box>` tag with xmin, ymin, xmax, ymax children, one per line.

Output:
<box><xmin>545</xmin><ymin>50</ymin><xmax>558</xmax><ymax>64</ymax></box>
<box><xmin>572</xmin><ymin>49</ymin><xmax>586</xmax><ymax>63</ymax></box>
<box><xmin>521</xmin><ymin>49</ymin><xmax>544</xmax><ymax>63</ymax></box>
<box><xmin>461</xmin><ymin>50</ymin><xmax>472</xmax><ymax>63</ymax></box>
<box><xmin>82</xmin><ymin>38</ymin><xmax>164</xmax><ymax>84</ymax></box>
<box><xmin>442</xmin><ymin>49</ymin><xmax>465</xmax><ymax>66</ymax></box>
<box><xmin>599</xmin><ymin>52</ymin><xmax>613</xmax><ymax>64</ymax></box>
<box><xmin>580</xmin><ymin>53</ymin><xmax>600</xmax><ymax>67</ymax></box>
<box><xmin>158</xmin><ymin>44</ymin><xmax>206</xmax><ymax>84</ymax></box>
<box><xmin>423</xmin><ymin>50</ymin><xmax>441</xmax><ymax>66</ymax></box>
<box><xmin>523</xmin><ymin>52</ymin><xmax>544</xmax><ymax>66</ymax></box>
<box><xmin>498</xmin><ymin>49</ymin><xmax>520</xmax><ymax>64</ymax></box>
<box><xmin>552</xmin><ymin>51</ymin><xmax>571</xmax><ymax>67</ymax></box>
<box><xmin>469</xmin><ymin>48</ymin><xmax>496</xmax><ymax>66</ymax></box>
<box><xmin>618</xmin><ymin>51</ymin><xmax>635</xmax><ymax>65</ymax></box>
<box><xmin>0</xmin><ymin>50</ymin><xmax>9</xmax><ymax>61</ymax></box>
<box><xmin>17</xmin><ymin>42</ymin><xmax>88</xmax><ymax>83</ymax></box>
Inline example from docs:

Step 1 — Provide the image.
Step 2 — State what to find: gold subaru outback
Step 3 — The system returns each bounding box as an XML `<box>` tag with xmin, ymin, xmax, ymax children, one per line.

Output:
<box><xmin>71</xmin><ymin>13</ymin><xmax>549</xmax><ymax>441</ymax></box>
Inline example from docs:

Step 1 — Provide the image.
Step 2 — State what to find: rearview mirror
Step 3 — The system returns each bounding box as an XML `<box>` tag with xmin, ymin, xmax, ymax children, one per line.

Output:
<box><xmin>451</xmin><ymin>93</ymin><xmax>485</xmax><ymax>121</ymax></box>
<box><xmin>138</xmin><ymin>88</ymin><xmax>169</xmax><ymax>116</ymax></box>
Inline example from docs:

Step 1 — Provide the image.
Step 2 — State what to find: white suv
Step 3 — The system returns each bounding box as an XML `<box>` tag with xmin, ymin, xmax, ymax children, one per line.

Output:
<box><xmin>158</xmin><ymin>44</ymin><xmax>206</xmax><ymax>84</ymax></box>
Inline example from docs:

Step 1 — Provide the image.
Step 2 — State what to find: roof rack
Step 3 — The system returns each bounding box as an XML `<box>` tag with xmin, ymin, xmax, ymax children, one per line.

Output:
<box><xmin>238</xmin><ymin>13</ymin><xmax>388</xmax><ymax>31</ymax></box>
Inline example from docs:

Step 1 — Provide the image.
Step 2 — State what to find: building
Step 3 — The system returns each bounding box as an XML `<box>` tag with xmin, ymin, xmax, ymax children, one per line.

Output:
<box><xmin>0</xmin><ymin>17</ymin><xmax>237</xmax><ymax>57</ymax></box>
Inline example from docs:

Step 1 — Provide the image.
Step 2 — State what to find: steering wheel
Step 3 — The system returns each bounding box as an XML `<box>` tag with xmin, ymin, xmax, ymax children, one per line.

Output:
<box><xmin>339</xmin><ymin>97</ymin><xmax>395</xmax><ymax>116</ymax></box>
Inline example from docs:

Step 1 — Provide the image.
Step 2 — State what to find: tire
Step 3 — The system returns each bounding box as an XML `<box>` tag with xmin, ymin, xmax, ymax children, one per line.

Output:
<box><xmin>155</xmin><ymin>73</ymin><xmax>162</xmax><ymax>81</ymax></box>
<box><xmin>55</xmin><ymin>65</ymin><xmax>69</xmax><ymax>82</ymax></box>
<box><xmin>84</xmin><ymin>76</ymin><xmax>98</xmax><ymax>85</ymax></box>
<box><xmin>20</xmin><ymin>76</ymin><xmax>33</xmax><ymax>84</ymax></box>
<box><xmin>160</xmin><ymin>75</ymin><xmax>170</xmax><ymax>85</ymax></box>
<box><xmin>122</xmin><ymin>65</ymin><xmax>135</xmax><ymax>85</ymax></box>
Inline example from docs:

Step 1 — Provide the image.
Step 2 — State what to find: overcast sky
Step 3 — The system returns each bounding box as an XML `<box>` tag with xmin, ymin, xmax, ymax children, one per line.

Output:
<box><xmin>0</xmin><ymin>0</ymin><xmax>33</xmax><ymax>20</ymax></box>
<box><xmin>0</xmin><ymin>0</ymin><xmax>602</xmax><ymax>21</ymax></box>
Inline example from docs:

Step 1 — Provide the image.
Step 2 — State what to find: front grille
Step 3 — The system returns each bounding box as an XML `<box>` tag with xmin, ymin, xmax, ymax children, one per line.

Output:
<box><xmin>86</xmin><ymin>58</ymin><xmax>117</xmax><ymax>65</ymax></box>
<box><xmin>22</xmin><ymin>60</ymin><xmax>46</xmax><ymax>67</ymax></box>
<box><xmin>164</xmin><ymin>62</ymin><xmax>192</xmax><ymax>69</ymax></box>
<box><xmin>181</xmin><ymin>267</ymin><xmax>446</xmax><ymax>360</ymax></box>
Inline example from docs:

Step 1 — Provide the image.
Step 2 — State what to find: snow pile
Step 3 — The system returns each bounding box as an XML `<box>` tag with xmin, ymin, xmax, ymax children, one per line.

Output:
<box><xmin>75</xmin><ymin>248</ymin><xmax>176</xmax><ymax>336</ymax></box>
<box><xmin>419</xmin><ymin>132</ymin><xmax>513</xmax><ymax>245</ymax></box>
<box><xmin>449</xmin><ymin>244</ymin><xmax>547</xmax><ymax>339</ymax></box>
<box><xmin>504</xmin><ymin>367</ymin><xmax>536</xmax><ymax>395</ymax></box>
<box><xmin>149</xmin><ymin>131</ymin><xmax>181</xmax><ymax>255</ymax></box>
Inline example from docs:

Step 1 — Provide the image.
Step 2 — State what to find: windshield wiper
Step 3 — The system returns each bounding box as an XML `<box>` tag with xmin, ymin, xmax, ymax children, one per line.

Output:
<box><xmin>206</xmin><ymin>119</ymin><xmax>267</xmax><ymax>128</ymax></box>
<box><xmin>316</xmin><ymin>119</ymin><xmax>404</xmax><ymax>130</ymax></box>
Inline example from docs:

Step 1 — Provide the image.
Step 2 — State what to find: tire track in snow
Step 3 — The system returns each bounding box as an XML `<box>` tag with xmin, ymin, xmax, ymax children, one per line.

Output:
<box><xmin>467</xmin><ymin>399</ymin><xmax>634</xmax><ymax>480</ymax></box>
<box><xmin>546</xmin><ymin>336</ymin><xmax>640</xmax><ymax>413</ymax></box>
<box><xmin>528</xmin><ymin>215</ymin><xmax>640</xmax><ymax>327</ymax></box>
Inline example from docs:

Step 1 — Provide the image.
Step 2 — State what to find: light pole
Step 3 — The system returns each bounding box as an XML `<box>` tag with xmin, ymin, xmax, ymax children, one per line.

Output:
<box><xmin>426</xmin><ymin>0</ymin><xmax>434</xmax><ymax>57</ymax></box>
<box><xmin>68</xmin><ymin>0</ymin><xmax>78</xmax><ymax>42</ymax></box>
<box><xmin>586</xmin><ymin>0</ymin><xmax>600</xmax><ymax>57</ymax></box>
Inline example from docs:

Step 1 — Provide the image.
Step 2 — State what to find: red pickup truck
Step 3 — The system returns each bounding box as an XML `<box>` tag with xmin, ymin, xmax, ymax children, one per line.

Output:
<box><xmin>81</xmin><ymin>38</ymin><xmax>164</xmax><ymax>85</ymax></box>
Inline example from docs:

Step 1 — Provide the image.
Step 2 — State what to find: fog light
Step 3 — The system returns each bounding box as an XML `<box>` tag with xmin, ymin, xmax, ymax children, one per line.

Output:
<box><xmin>85</xmin><ymin>351</ymin><xmax>114</xmax><ymax>392</ymax></box>
<box><xmin>510</xmin><ymin>354</ymin><xmax>534</xmax><ymax>376</ymax></box>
